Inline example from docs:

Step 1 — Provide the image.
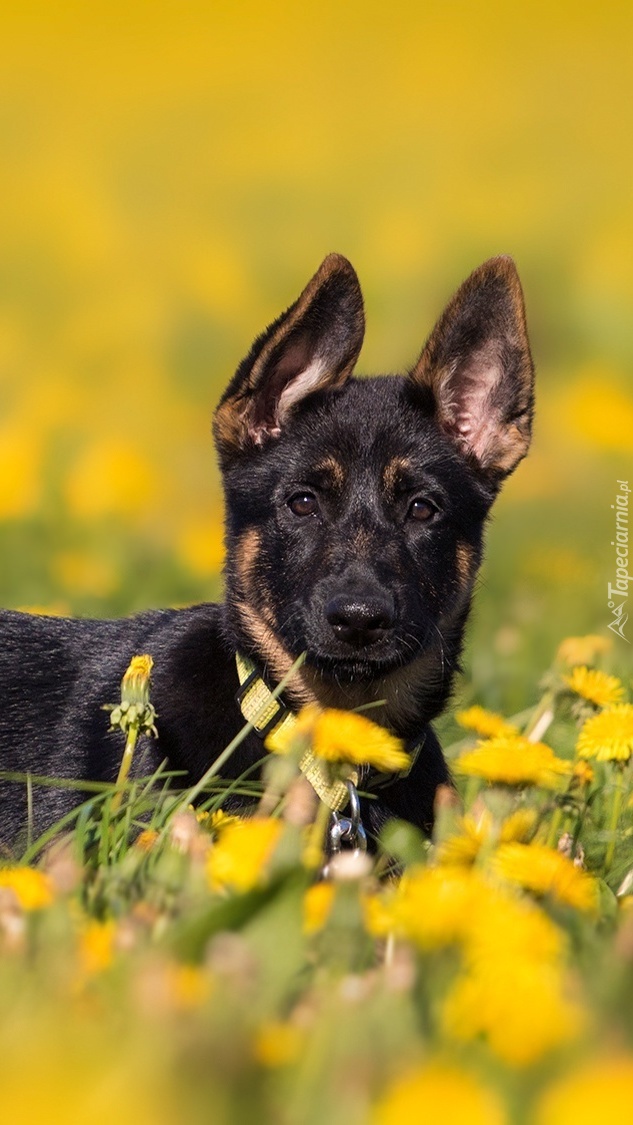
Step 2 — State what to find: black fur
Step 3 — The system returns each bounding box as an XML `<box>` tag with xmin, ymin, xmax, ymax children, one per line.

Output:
<box><xmin>0</xmin><ymin>253</ymin><xmax>534</xmax><ymax>847</ymax></box>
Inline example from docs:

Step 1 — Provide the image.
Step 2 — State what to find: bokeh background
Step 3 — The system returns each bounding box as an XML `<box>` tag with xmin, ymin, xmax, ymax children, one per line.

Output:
<box><xmin>1</xmin><ymin>0</ymin><xmax>631</xmax><ymax>717</ymax></box>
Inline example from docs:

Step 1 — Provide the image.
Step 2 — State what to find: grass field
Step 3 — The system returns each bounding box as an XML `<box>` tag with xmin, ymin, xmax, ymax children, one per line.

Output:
<box><xmin>1</xmin><ymin>647</ymin><xmax>633</xmax><ymax>1123</ymax></box>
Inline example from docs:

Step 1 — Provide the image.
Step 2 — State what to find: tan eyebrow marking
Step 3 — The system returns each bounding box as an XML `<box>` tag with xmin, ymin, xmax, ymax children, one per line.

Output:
<box><xmin>382</xmin><ymin>456</ymin><xmax>412</xmax><ymax>494</ymax></box>
<box><xmin>313</xmin><ymin>456</ymin><xmax>345</xmax><ymax>489</ymax></box>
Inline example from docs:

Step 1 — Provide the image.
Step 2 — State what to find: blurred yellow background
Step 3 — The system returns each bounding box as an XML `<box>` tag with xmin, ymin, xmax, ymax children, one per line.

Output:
<box><xmin>0</xmin><ymin>0</ymin><xmax>631</xmax><ymax>708</ymax></box>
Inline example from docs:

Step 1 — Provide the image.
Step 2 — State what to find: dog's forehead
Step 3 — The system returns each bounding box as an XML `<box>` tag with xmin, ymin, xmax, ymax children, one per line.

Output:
<box><xmin>288</xmin><ymin>375</ymin><xmax>450</xmax><ymax>483</ymax></box>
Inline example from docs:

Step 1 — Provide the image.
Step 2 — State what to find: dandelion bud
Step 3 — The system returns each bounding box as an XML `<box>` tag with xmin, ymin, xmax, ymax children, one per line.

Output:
<box><xmin>122</xmin><ymin>654</ymin><xmax>154</xmax><ymax>707</ymax></box>
<box><xmin>106</xmin><ymin>654</ymin><xmax>158</xmax><ymax>738</ymax></box>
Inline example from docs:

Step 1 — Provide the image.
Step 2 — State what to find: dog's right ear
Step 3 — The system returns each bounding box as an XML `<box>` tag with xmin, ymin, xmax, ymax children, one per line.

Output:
<box><xmin>408</xmin><ymin>256</ymin><xmax>534</xmax><ymax>482</ymax></box>
<box><xmin>213</xmin><ymin>254</ymin><xmax>365</xmax><ymax>466</ymax></box>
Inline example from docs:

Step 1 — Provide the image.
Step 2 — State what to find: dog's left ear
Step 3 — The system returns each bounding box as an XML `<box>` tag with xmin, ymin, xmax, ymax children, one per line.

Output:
<box><xmin>214</xmin><ymin>253</ymin><xmax>365</xmax><ymax>466</ymax></box>
<box><xmin>409</xmin><ymin>256</ymin><xmax>534</xmax><ymax>479</ymax></box>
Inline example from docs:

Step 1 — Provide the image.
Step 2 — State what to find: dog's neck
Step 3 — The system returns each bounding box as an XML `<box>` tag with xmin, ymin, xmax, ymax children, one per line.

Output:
<box><xmin>229</xmin><ymin>601</ymin><xmax>456</xmax><ymax>738</ymax></box>
<box><xmin>298</xmin><ymin>653</ymin><xmax>453</xmax><ymax>737</ymax></box>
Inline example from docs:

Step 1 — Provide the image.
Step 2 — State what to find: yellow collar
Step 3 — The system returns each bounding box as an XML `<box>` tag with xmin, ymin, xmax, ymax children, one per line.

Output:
<box><xmin>234</xmin><ymin>652</ymin><xmax>423</xmax><ymax>812</ymax></box>
<box><xmin>234</xmin><ymin>652</ymin><xmax>356</xmax><ymax>811</ymax></box>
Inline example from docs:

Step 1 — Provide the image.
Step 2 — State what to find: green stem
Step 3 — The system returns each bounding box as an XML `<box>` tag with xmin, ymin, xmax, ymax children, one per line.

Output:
<box><xmin>605</xmin><ymin>768</ymin><xmax>625</xmax><ymax>874</ymax></box>
<box><xmin>112</xmin><ymin>725</ymin><xmax>139</xmax><ymax>812</ymax></box>
<box><xmin>464</xmin><ymin>777</ymin><xmax>479</xmax><ymax>809</ymax></box>
<box><xmin>304</xmin><ymin>798</ymin><xmax>332</xmax><ymax>870</ymax></box>
<box><xmin>523</xmin><ymin>689</ymin><xmax>556</xmax><ymax>742</ymax></box>
<box><xmin>21</xmin><ymin>790</ymin><xmax>112</xmax><ymax>864</ymax></box>
<box><xmin>546</xmin><ymin>804</ymin><xmax>564</xmax><ymax>849</ymax></box>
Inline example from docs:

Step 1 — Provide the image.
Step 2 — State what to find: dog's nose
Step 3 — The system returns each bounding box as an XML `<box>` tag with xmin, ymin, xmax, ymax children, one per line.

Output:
<box><xmin>325</xmin><ymin>594</ymin><xmax>395</xmax><ymax>647</ymax></box>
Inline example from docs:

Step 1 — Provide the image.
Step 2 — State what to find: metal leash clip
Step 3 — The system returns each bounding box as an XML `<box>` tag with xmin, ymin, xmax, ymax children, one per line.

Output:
<box><xmin>326</xmin><ymin>779</ymin><xmax>367</xmax><ymax>862</ymax></box>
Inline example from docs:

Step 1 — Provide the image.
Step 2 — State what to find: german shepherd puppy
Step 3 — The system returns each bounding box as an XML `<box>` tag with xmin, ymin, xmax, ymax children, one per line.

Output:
<box><xmin>0</xmin><ymin>254</ymin><xmax>534</xmax><ymax>846</ymax></box>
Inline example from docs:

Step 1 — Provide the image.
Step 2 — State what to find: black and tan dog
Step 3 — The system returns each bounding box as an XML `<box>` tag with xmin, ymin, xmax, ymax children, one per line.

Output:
<box><xmin>0</xmin><ymin>254</ymin><xmax>534</xmax><ymax>845</ymax></box>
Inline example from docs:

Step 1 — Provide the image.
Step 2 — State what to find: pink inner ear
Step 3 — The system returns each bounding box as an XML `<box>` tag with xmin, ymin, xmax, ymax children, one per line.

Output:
<box><xmin>443</xmin><ymin>340</ymin><xmax>505</xmax><ymax>462</ymax></box>
<box><xmin>278</xmin><ymin>354</ymin><xmax>328</xmax><ymax>415</ymax></box>
<box><xmin>246</xmin><ymin>344</ymin><xmax>329</xmax><ymax>445</ymax></box>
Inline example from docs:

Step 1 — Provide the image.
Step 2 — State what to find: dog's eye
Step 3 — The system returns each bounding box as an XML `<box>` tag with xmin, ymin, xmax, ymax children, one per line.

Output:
<box><xmin>288</xmin><ymin>492</ymin><xmax>319</xmax><ymax>517</ymax></box>
<box><xmin>408</xmin><ymin>498</ymin><xmax>437</xmax><ymax>523</ymax></box>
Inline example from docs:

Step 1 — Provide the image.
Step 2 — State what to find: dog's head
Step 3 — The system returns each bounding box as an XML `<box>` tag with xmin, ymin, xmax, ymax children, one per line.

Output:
<box><xmin>213</xmin><ymin>254</ymin><xmax>534</xmax><ymax>723</ymax></box>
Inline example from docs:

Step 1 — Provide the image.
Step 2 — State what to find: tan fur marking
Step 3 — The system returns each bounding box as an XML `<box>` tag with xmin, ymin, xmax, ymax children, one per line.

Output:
<box><xmin>314</xmin><ymin>455</ymin><xmax>345</xmax><ymax>489</ymax></box>
<box><xmin>235</xmin><ymin>528</ymin><xmax>261</xmax><ymax>597</ymax></box>
<box><xmin>455</xmin><ymin>541</ymin><xmax>475</xmax><ymax>589</ymax></box>
<box><xmin>434</xmin><ymin>783</ymin><xmax>462</xmax><ymax>816</ymax></box>
<box><xmin>493</xmin><ymin>421</ymin><xmax>532</xmax><ymax>473</ymax></box>
<box><xmin>258</xmin><ymin>601</ymin><xmax>277</xmax><ymax>629</ymax></box>
<box><xmin>213</xmin><ymin>399</ymin><xmax>247</xmax><ymax>459</ymax></box>
<box><xmin>383</xmin><ymin>456</ymin><xmax>411</xmax><ymax>495</ymax></box>
<box><xmin>236</xmin><ymin>601</ymin><xmax>315</xmax><ymax>708</ymax></box>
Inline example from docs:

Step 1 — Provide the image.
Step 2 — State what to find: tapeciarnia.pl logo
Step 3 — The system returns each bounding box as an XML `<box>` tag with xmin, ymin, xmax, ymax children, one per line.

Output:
<box><xmin>608</xmin><ymin>480</ymin><xmax>630</xmax><ymax>642</ymax></box>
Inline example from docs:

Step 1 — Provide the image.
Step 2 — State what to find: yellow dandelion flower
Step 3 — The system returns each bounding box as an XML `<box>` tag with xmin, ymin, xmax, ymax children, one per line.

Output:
<box><xmin>370</xmin><ymin>862</ymin><xmax>567</xmax><ymax>979</ymax></box>
<box><xmin>535</xmin><ymin>1057</ymin><xmax>633</xmax><ymax>1125</ymax></box>
<box><xmin>313</xmin><ymin>709</ymin><xmax>409</xmax><ymax>771</ymax></box>
<box><xmin>442</xmin><ymin>958</ymin><xmax>583</xmax><ymax>1067</ymax></box>
<box><xmin>381</xmin><ymin>865</ymin><xmax>484</xmax><ymax>949</ymax></box>
<box><xmin>563</xmin><ymin>666</ymin><xmax>624</xmax><ymax>708</ymax></box>
<box><xmin>195</xmin><ymin>808</ymin><xmax>240</xmax><ymax>836</ymax></box>
<box><xmin>268</xmin><ymin>705</ymin><xmax>409</xmax><ymax>773</ymax></box>
<box><xmin>572</xmin><ymin>760</ymin><xmax>595</xmax><ymax>786</ymax></box>
<box><xmin>0</xmin><ymin>867</ymin><xmax>54</xmax><ymax>911</ymax></box>
<box><xmin>456</xmin><ymin>736</ymin><xmax>571</xmax><ymax>787</ymax></box>
<box><xmin>466</xmin><ymin>889</ymin><xmax>565</xmax><ymax>967</ymax></box>
<box><xmin>438</xmin><ymin>808</ymin><xmax>537</xmax><ymax>866</ymax></box>
<box><xmin>206</xmin><ymin>817</ymin><xmax>283</xmax><ymax>893</ymax></box>
<box><xmin>265</xmin><ymin>704</ymin><xmax>318</xmax><ymax>755</ymax></box>
<box><xmin>427</xmin><ymin>897</ymin><xmax>567</xmax><ymax>1067</ymax></box>
<box><xmin>135</xmin><ymin>828</ymin><xmax>159</xmax><ymax>852</ymax></box>
<box><xmin>577</xmin><ymin>703</ymin><xmax>633</xmax><ymax>762</ymax></box>
<box><xmin>373</xmin><ymin>1061</ymin><xmax>507</xmax><ymax>1125</ymax></box>
<box><xmin>253</xmin><ymin>1021</ymin><xmax>304</xmax><ymax>1068</ymax></box>
<box><xmin>456</xmin><ymin>705</ymin><xmax>518</xmax><ymax>739</ymax></box>
<box><xmin>79</xmin><ymin>919</ymin><xmax>116</xmax><ymax>975</ymax></box>
<box><xmin>362</xmin><ymin>890</ymin><xmax>397</xmax><ymax>939</ymax></box>
<box><xmin>493</xmin><ymin>843</ymin><xmax>599</xmax><ymax>914</ymax></box>
<box><xmin>556</xmin><ymin>634</ymin><xmax>612</xmax><ymax>667</ymax></box>
<box><xmin>303</xmin><ymin>880</ymin><xmax>335</xmax><ymax>934</ymax></box>
<box><xmin>500</xmin><ymin>808</ymin><xmax>538</xmax><ymax>844</ymax></box>
<box><xmin>436</xmin><ymin>815</ymin><xmax>485</xmax><ymax>866</ymax></box>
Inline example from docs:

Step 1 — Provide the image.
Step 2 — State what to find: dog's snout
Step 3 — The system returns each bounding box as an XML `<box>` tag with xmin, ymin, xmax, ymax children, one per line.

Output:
<box><xmin>325</xmin><ymin>594</ymin><xmax>395</xmax><ymax>648</ymax></box>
